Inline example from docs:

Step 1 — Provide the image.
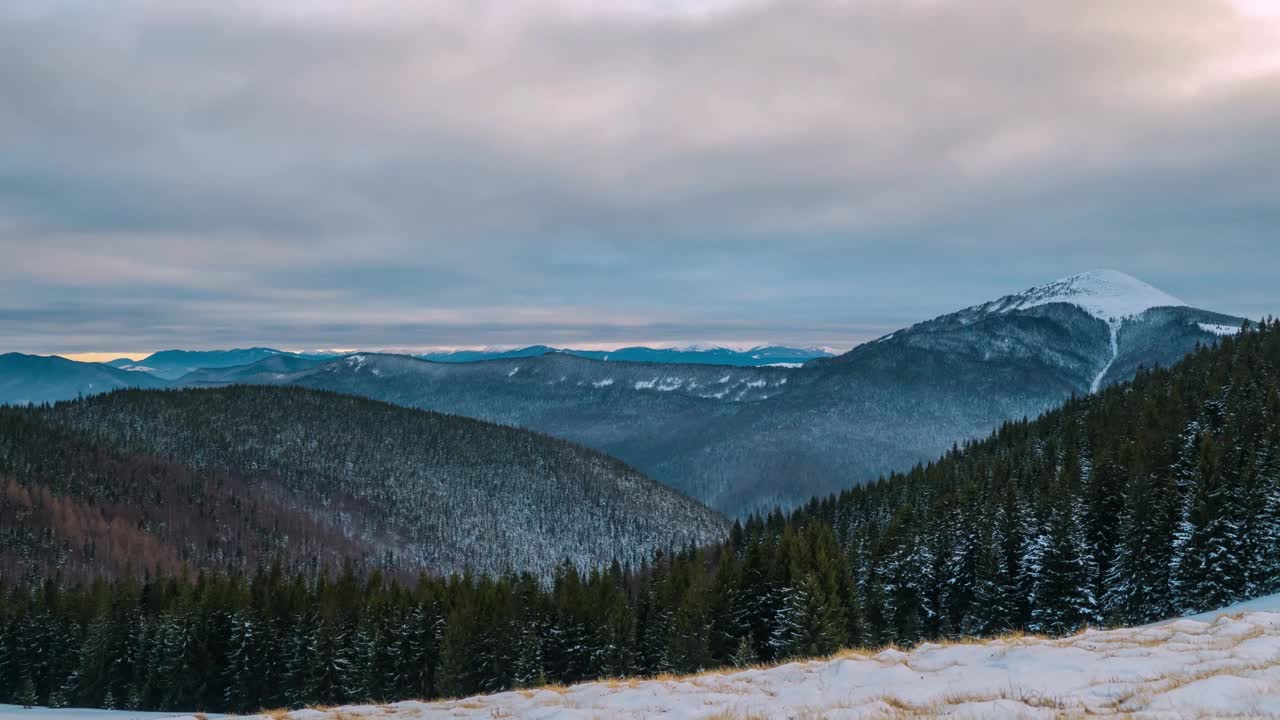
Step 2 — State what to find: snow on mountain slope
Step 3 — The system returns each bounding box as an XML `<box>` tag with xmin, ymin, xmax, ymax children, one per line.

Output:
<box><xmin>306</xmin><ymin>352</ymin><xmax>796</xmax><ymax>405</ymax></box>
<box><xmin>1200</xmin><ymin>322</ymin><xmax>1243</xmax><ymax>336</ymax></box>
<box><xmin>211</xmin><ymin>597</ymin><xmax>1280</xmax><ymax>719</ymax></box>
<box><xmin>975</xmin><ymin>269</ymin><xmax>1187</xmax><ymax>322</ymax></box>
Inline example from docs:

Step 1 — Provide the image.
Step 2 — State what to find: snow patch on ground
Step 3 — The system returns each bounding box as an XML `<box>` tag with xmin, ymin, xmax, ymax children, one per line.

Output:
<box><xmin>634</xmin><ymin>377</ymin><xmax>692</xmax><ymax>392</ymax></box>
<box><xmin>591</xmin><ymin>378</ymin><xmax>614</xmax><ymax>388</ymax></box>
<box><xmin>203</xmin><ymin>597</ymin><xmax>1280</xmax><ymax>719</ymax></box>
<box><xmin>1199</xmin><ymin>322</ymin><xmax>1242</xmax><ymax>336</ymax></box>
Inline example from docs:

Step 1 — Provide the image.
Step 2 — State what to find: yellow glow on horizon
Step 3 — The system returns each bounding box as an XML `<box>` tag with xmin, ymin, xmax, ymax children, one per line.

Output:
<box><xmin>57</xmin><ymin>352</ymin><xmax>148</xmax><ymax>363</ymax></box>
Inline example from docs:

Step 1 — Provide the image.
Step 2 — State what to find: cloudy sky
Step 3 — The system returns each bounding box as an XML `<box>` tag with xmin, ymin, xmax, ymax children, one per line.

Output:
<box><xmin>1</xmin><ymin>0</ymin><xmax>1278</xmax><ymax>358</ymax></box>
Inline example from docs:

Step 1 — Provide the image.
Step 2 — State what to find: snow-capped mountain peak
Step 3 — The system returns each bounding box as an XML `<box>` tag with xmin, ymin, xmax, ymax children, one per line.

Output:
<box><xmin>979</xmin><ymin>269</ymin><xmax>1187</xmax><ymax>322</ymax></box>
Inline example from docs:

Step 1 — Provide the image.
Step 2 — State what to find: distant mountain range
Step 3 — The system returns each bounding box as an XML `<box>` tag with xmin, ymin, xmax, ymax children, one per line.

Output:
<box><xmin>417</xmin><ymin>345</ymin><xmax>833</xmax><ymax>366</ymax></box>
<box><xmin>0</xmin><ymin>344</ymin><xmax>831</xmax><ymax>404</ymax></box>
<box><xmin>94</xmin><ymin>344</ymin><xmax>831</xmax><ymax>381</ymax></box>
<box><xmin>0</xmin><ymin>271</ymin><xmax>1252</xmax><ymax>516</ymax></box>
<box><xmin>0</xmin><ymin>352</ymin><xmax>167</xmax><ymax>404</ymax></box>
<box><xmin>107</xmin><ymin>347</ymin><xmax>338</xmax><ymax>380</ymax></box>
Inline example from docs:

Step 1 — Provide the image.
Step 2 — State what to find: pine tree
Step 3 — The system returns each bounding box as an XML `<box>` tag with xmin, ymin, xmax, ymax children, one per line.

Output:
<box><xmin>1105</xmin><ymin>468</ymin><xmax>1175</xmax><ymax>624</ymax></box>
<box><xmin>1253</xmin><ymin>442</ymin><xmax>1280</xmax><ymax>594</ymax></box>
<box><xmin>1030</xmin><ymin>498</ymin><xmax>1099</xmax><ymax>635</ymax></box>
<box><xmin>666</xmin><ymin>578</ymin><xmax>711</xmax><ymax>673</ymax></box>
<box><xmin>1174</xmin><ymin>430</ymin><xmax>1246</xmax><ymax>612</ymax></box>
<box><xmin>438</xmin><ymin>592</ymin><xmax>481</xmax><ymax>699</ymax></box>
<box><xmin>222</xmin><ymin>612</ymin><xmax>258</xmax><ymax>712</ymax></box>
<box><xmin>596</xmin><ymin>571</ymin><xmax>634</xmax><ymax>678</ymax></box>
<box><xmin>707</xmin><ymin>550</ymin><xmax>744</xmax><ymax>666</ymax></box>
<box><xmin>961</xmin><ymin>525</ymin><xmax>1008</xmax><ymax>637</ymax></box>
<box><xmin>510</xmin><ymin>620</ymin><xmax>545</xmax><ymax>689</ymax></box>
<box><xmin>729</xmin><ymin>635</ymin><xmax>758</xmax><ymax>667</ymax></box>
<box><xmin>337</xmin><ymin>618</ymin><xmax>373</xmax><ymax>703</ymax></box>
<box><xmin>880</xmin><ymin>509</ymin><xmax>933</xmax><ymax>644</ymax></box>
<box><xmin>768</xmin><ymin>572</ymin><xmax>843</xmax><ymax>659</ymax></box>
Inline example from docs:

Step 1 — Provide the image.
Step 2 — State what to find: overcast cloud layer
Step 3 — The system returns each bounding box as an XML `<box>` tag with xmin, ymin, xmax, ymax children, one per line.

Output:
<box><xmin>1</xmin><ymin>0</ymin><xmax>1278</xmax><ymax>356</ymax></box>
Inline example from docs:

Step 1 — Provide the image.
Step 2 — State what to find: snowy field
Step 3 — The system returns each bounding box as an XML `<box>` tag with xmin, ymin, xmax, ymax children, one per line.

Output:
<box><xmin>0</xmin><ymin>708</ymin><xmax>217</xmax><ymax>720</ymax></box>
<box><xmin>17</xmin><ymin>595</ymin><xmax>1280</xmax><ymax>720</ymax></box>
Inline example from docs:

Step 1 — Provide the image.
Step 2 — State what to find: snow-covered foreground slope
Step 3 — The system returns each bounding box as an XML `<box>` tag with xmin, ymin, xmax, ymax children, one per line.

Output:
<box><xmin>211</xmin><ymin>597</ymin><xmax>1280</xmax><ymax>719</ymax></box>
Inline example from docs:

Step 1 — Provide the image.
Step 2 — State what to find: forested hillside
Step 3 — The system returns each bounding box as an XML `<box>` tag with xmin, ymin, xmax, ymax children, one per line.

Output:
<box><xmin>0</xmin><ymin>411</ymin><xmax>371</xmax><ymax>580</ymax></box>
<box><xmin>1</xmin><ymin>320</ymin><xmax>1275</xmax><ymax>714</ymax></box>
<box><xmin>802</xmin><ymin>317</ymin><xmax>1280</xmax><ymax>636</ymax></box>
<box><xmin>0</xmin><ymin>386</ymin><xmax>726</xmax><ymax>580</ymax></box>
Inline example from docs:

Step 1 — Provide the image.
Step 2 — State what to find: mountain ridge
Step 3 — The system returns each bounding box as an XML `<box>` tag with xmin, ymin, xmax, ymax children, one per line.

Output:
<box><xmin>0</xmin><ymin>271</ymin><xmax>1253</xmax><ymax>516</ymax></box>
<box><xmin>172</xmin><ymin>271</ymin><xmax>1247</xmax><ymax>516</ymax></box>
<box><xmin>108</xmin><ymin>347</ymin><xmax>338</xmax><ymax>379</ymax></box>
<box><xmin>0</xmin><ymin>352</ymin><xmax>166</xmax><ymax>405</ymax></box>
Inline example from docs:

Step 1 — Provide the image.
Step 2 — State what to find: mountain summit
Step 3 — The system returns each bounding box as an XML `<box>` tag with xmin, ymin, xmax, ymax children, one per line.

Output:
<box><xmin>974</xmin><ymin>269</ymin><xmax>1187</xmax><ymax>322</ymax></box>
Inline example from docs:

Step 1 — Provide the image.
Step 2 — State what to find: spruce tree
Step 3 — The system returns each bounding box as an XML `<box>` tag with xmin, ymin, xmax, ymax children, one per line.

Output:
<box><xmin>768</xmin><ymin>572</ymin><xmax>843</xmax><ymax>659</ymax></box>
<box><xmin>1030</xmin><ymin>498</ymin><xmax>1099</xmax><ymax>635</ymax></box>
<box><xmin>1174</xmin><ymin>430</ymin><xmax>1246</xmax><ymax>612</ymax></box>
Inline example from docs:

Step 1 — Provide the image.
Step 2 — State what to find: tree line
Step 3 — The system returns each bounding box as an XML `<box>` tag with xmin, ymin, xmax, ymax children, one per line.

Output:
<box><xmin>1</xmin><ymin>318</ymin><xmax>1278</xmax><ymax>712</ymax></box>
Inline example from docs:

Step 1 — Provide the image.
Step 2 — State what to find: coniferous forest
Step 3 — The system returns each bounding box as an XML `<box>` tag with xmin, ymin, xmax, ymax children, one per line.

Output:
<box><xmin>2</xmin><ymin>319</ymin><xmax>1279</xmax><ymax>712</ymax></box>
<box><xmin>0</xmin><ymin>386</ymin><xmax>726</xmax><ymax>580</ymax></box>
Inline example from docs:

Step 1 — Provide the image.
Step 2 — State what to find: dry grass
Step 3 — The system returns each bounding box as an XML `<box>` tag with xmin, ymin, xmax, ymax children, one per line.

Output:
<box><xmin>1103</xmin><ymin>653</ymin><xmax>1280</xmax><ymax>712</ymax></box>
<box><xmin>843</xmin><ymin>681</ymin><xmax>1083</xmax><ymax>719</ymax></box>
<box><xmin>269</xmin><ymin>615</ymin><xmax>1280</xmax><ymax>720</ymax></box>
<box><xmin>513</xmin><ymin>683</ymin><xmax>571</xmax><ymax>700</ymax></box>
